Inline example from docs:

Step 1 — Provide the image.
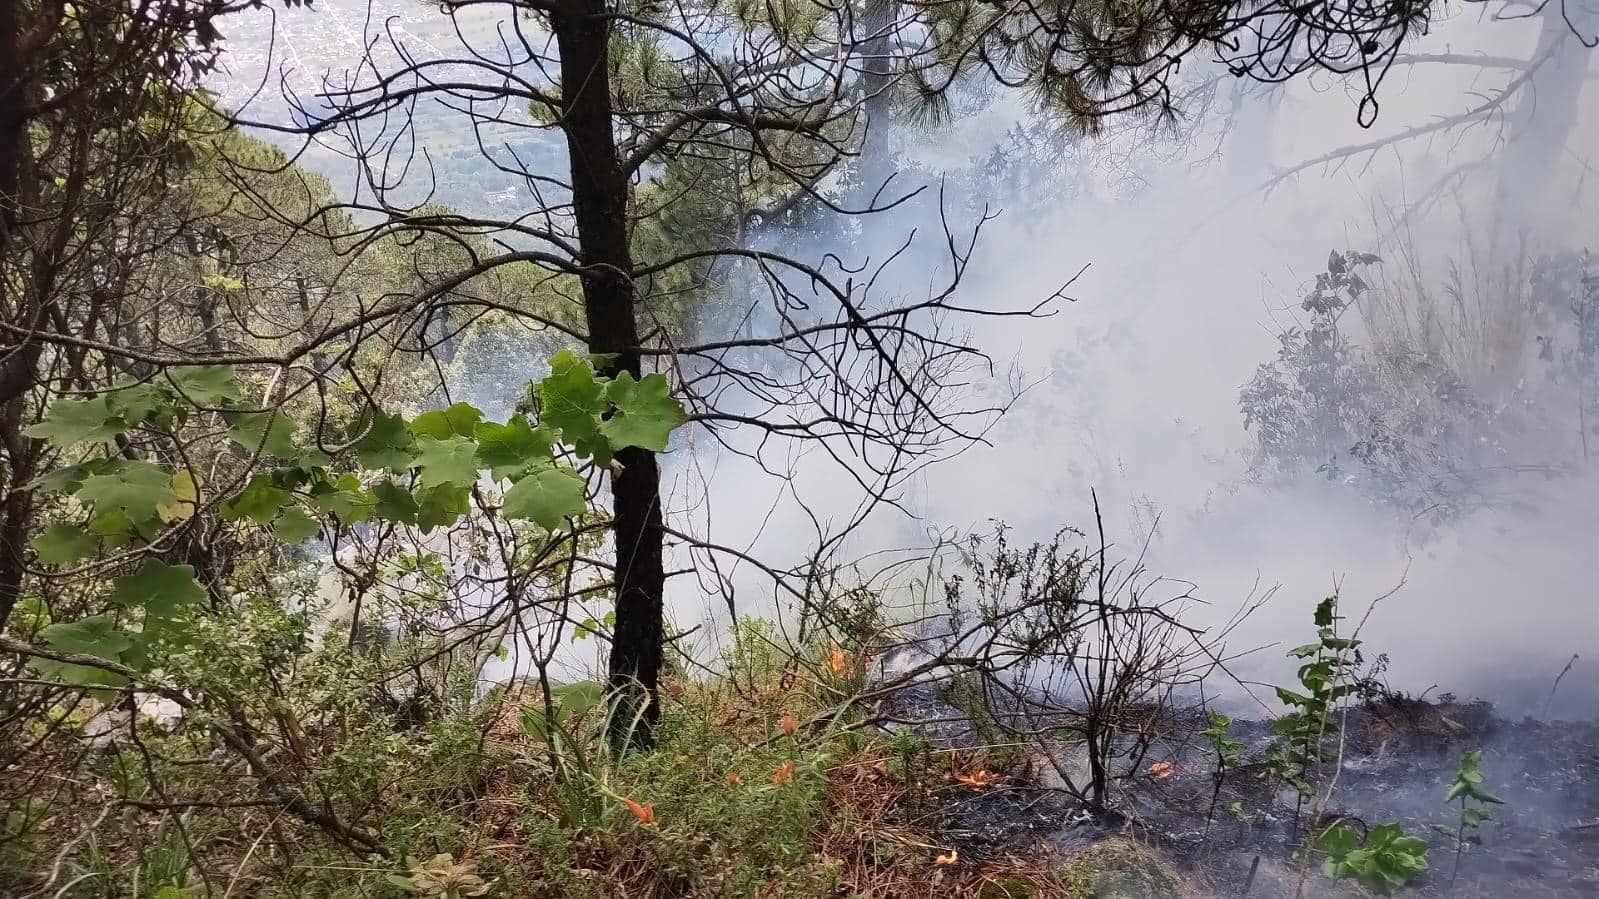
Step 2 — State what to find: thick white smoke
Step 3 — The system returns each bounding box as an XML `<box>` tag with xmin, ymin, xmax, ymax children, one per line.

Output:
<box><xmin>674</xmin><ymin>7</ymin><xmax>1599</xmax><ymax>717</ymax></box>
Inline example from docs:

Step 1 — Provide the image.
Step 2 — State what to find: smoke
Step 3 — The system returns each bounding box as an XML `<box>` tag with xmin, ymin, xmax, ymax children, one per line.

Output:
<box><xmin>674</xmin><ymin>8</ymin><xmax>1599</xmax><ymax>717</ymax></box>
<box><xmin>218</xmin><ymin>0</ymin><xmax>1599</xmax><ymax>711</ymax></box>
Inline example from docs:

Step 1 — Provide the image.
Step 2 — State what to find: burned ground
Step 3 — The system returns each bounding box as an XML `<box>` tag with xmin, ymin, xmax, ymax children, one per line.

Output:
<box><xmin>881</xmin><ymin>683</ymin><xmax>1599</xmax><ymax>897</ymax></box>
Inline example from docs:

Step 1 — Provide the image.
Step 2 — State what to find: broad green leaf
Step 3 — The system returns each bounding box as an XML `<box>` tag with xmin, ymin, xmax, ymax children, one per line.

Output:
<box><xmin>409</xmin><ymin>402</ymin><xmax>483</xmax><ymax>440</ymax></box>
<box><xmin>412</xmin><ymin>435</ymin><xmax>480</xmax><ymax>490</ymax></box>
<box><xmin>474</xmin><ymin>417</ymin><xmax>553</xmax><ymax>480</ymax></box>
<box><xmin>273</xmin><ymin>505</ymin><xmax>320</xmax><ymax>542</ymax></box>
<box><xmin>30</xmin><ymin>463</ymin><xmax>94</xmax><ymax>494</ymax></box>
<box><xmin>355</xmin><ymin>410</ymin><xmax>414</xmax><ymax>471</ymax></box>
<box><xmin>553</xmin><ymin>681</ymin><xmax>605</xmax><ymax>717</ymax></box>
<box><xmin>372</xmin><ymin>481</ymin><xmax>420</xmax><ymax>524</ymax></box>
<box><xmin>225</xmin><ymin>410</ymin><xmax>298</xmax><ymax>458</ymax></box>
<box><xmin>76</xmin><ymin>461</ymin><xmax>180</xmax><ymax>523</ymax></box>
<box><xmin>501</xmin><ymin>464</ymin><xmax>585</xmax><ymax>530</ymax></box>
<box><xmin>88</xmin><ymin>510</ymin><xmax>137</xmax><ymax>540</ymax></box>
<box><xmin>108</xmin><ymin>382</ymin><xmax>177</xmax><ymax>429</ymax></box>
<box><xmin>600</xmin><ymin>371</ymin><xmax>685</xmax><ymax>452</ymax></box>
<box><xmin>113</xmin><ymin>559</ymin><xmax>206</xmax><ymax>621</ymax></box>
<box><xmin>311</xmin><ymin>474</ymin><xmax>375</xmax><ymax>524</ymax></box>
<box><xmin>519</xmin><ymin>680</ymin><xmax>606</xmax><ymax>738</ymax></box>
<box><xmin>536</xmin><ymin>350</ymin><xmax>607</xmax><ymax>460</ymax></box>
<box><xmin>384</xmin><ymin>875</ymin><xmax>422</xmax><ymax>893</ymax></box>
<box><xmin>221</xmin><ymin>474</ymin><xmax>291</xmax><ymax>524</ymax></box>
<box><xmin>167</xmin><ymin>365</ymin><xmax>241</xmax><ymax>405</ymax></box>
<box><xmin>32</xmin><ymin>523</ymin><xmax>97</xmax><ymax>565</ymax></box>
<box><xmin>34</xmin><ymin>615</ymin><xmax>133</xmax><ymax>687</ymax></box>
<box><xmin>157</xmin><ymin>470</ymin><xmax>200</xmax><ymax>523</ymax></box>
<box><xmin>415</xmin><ymin>484</ymin><xmax>471</xmax><ymax>532</ymax></box>
<box><xmin>24</xmin><ymin>396</ymin><xmax>126</xmax><ymax>446</ymax></box>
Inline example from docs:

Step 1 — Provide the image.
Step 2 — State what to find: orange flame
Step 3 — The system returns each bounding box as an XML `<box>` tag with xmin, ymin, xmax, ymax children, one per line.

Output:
<box><xmin>826</xmin><ymin>646</ymin><xmax>850</xmax><ymax>675</ymax></box>
<box><xmin>624</xmin><ymin>798</ymin><xmax>655</xmax><ymax>825</ymax></box>
<box><xmin>955</xmin><ymin>769</ymin><xmax>1000</xmax><ymax>789</ymax></box>
<box><xmin>1149</xmin><ymin>761</ymin><xmax>1175</xmax><ymax>779</ymax></box>
<box><xmin>772</xmin><ymin>760</ymin><xmax>795</xmax><ymax>785</ymax></box>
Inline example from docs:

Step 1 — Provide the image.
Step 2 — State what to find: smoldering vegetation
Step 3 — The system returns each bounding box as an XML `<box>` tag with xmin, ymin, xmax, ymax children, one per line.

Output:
<box><xmin>5</xmin><ymin>0</ymin><xmax>1598</xmax><ymax>894</ymax></box>
<box><xmin>637</xmin><ymin>6</ymin><xmax>1599</xmax><ymax>894</ymax></box>
<box><xmin>679</xmin><ymin>6</ymin><xmax>1599</xmax><ymax>712</ymax></box>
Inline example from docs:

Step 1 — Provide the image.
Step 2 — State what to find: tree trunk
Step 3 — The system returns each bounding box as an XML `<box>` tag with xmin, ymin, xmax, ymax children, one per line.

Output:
<box><xmin>0</xmin><ymin>0</ymin><xmax>42</xmax><ymax>631</ymax></box>
<box><xmin>552</xmin><ymin>0</ymin><xmax>666</xmax><ymax>747</ymax></box>
<box><xmin>855</xmin><ymin>0</ymin><xmax>898</xmax><ymax>193</ymax></box>
<box><xmin>1499</xmin><ymin>7</ymin><xmax>1591</xmax><ymax>223</ymax></box>
<box><xmin>1222</xmin><ymin>80</ymin><xmax>1279</xmax><ymax>182</ymax></box>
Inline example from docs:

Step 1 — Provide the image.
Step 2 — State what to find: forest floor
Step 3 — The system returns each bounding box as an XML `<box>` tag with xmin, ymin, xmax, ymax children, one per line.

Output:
<box><xmin>885</xmin><ymin>684</ymin><xmax>1599</xmax><ymax>897</ymax></box>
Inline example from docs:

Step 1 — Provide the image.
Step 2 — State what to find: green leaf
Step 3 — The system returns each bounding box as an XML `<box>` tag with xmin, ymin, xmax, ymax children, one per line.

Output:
<box><xmin>34</xmin><ymin>615</ymin><xmax>133</xmax><ymax>687</ymax></box>
<box><xmin>167</xmin><ymin>365</ymin><xmax>241</xmax><ymax>405</ymax></box>
<box><xmin>356</xmin><ymin>410</ymin><xmax>414</xmax><ymax>471</ymax></box>
<box><xmin>415</xmin><ymin>484</ymin><xmax>470</xmax><ymax>532</ymax></box>
<box><xmin>273</xmin><ymin>505</ymin><xmax>321</xmax><ymax>542</ymax></box>
<box><xmin>24</xmin><ymin>396</ymin><xmax>127</xmax><ymax>445</ymax></box>
<box><xmin>1471</xmin><ymin>786</ymin><xmax>1505</xmax><ymax>804</ymax></box>
<box><xmin>108</xmin><ymin>382</ymin><xmax>175</xmax><ymax>428</ymax></box>
<box><xmin>76</xmin><ymin>461</ymin><xmax>180</xmax><ymax>523</ymax></box>
<box><xmin>385</xmin><ymin>874</ymin><xmax>422</xmax><ymax>893</ymax></box>
<box><xmin>30</xmin><ymin>463</ymin><xmax>94</xmax><ymax>494</ymax></box>
<box><xmin>1313</xmin><ymin>596</ymin><xmax>1338</xmax><ymax>628</ymax></box>
<box><xmin>1320</xmin><ymin>823</ymin><xmax>1357</xmax><ymax>852</ymax></box>
<box><xmin>536</xmin><ymin>350</ymin><xmax>608</xmax><ymax>461</ymax></box>
<box><xmin>372</xmin><ymin>481</ymin><xmax>420</xmax><ymax>525</ymax></box>
<box><xmin>517</xmin><ymin>681</ymin><xmax>605</xmax><ymax>740</ymax></box>
<box><xmin>474</xmin><ymin>417</ymin><xmax>553</xmax><ymax>480</ymax></box>
<box><xmin>600</xmin><ymin>371</ymin><xmax>685</xmax><ymax>452</ymax></box>
<box><xmin>221</xmin><ymin>474</ymin><xmax>291</xmax><ymax>525</ymax></box>
<box><xmin>501</xmin><ymin>464</ymin><xmax>585</xmax><ymax>530</ymax></box>
<box><xmin>311</xmin><ymin>474</ymin><xmax>376</xmax><ymax>524</ymax></box>
<box><xmin>113</xmin><ymin>559</ymin><xmax>206</xmax><ymax>621</ymax></box>
<box><xmin>553</xmin><ymin>680</ymin><xmax>605</xmax><ymax>717</ymax></box>
<box><xmin>412</xmin><ymin>435</ymin><xmax>480</xmax><ymax>490</ymax></box>
<box><xmin>157</xmin><ymin>470</ymin><xmax>200</xmax><ymax>523</ymax></box>
<box><xmin>409</xmin><ymin>402</ymin><xmax>483</xmax><ymax>440</ymax></box>
<box><xmin>226</xmin><ymin>411</ymin><xmax>298</xmax><ymax>458</ymax></box>
<box><xmin>32</xmin><ymin>523</ymin><xmax>97</xmax><ymax>565</ymax></box>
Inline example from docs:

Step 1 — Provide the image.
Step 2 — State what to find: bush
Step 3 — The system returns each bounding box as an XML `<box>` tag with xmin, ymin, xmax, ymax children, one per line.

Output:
<box><xmin>1241</xmin><ymin>247</ymin><xmax>1599</xmax><ymax>517</ymax></box>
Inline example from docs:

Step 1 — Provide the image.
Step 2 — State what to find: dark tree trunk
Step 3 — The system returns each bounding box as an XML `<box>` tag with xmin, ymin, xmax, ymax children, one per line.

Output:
<box><xmin>0</xmin><ymin>0</ymin><xmax>41</xmax><ymax>631</ymax></box>
<box><xmin>552</xmin><ymin>0</ymin><xmax>666</xmax><ymax>747</ymax></box>
<box><xmin>856</xmin><ymin>0</ymin><xmax>898</xmax><ymax>192</ymax></box>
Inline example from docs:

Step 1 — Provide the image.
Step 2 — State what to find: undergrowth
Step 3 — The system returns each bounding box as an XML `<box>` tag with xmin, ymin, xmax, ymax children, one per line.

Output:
<box><xmin>2</xmin><ymin>618</ymin><xmax>1085</xmax><ymax>898</ymax></box>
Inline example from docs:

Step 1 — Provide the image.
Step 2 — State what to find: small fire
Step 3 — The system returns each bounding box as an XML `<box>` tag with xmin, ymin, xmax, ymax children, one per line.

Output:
<box><xmin>955</xmin><ymin>769</ymin><xmax>1000</xmax><ymax>789</ymax></box>
<box><xmin>935</xmin><ymin>849</ymin><xmax>959</xmax><ymax>866</ymax></box>
<box><xmin>624</xmin><ymin>798</ymin><xmax>655</xmax><ymax>825</ymax></box>
<box><xmin>825</xmin><ymin>646</ymin><xmax>851</xmax><ymax>675</ymax></box>
<box><xmin>779</xmin><ymin>711</ymin><xmax>799</xmax><ymax>736</ymax></box>
<box><xmin>772</xmin><ymin>760</ymin><xmax>795</xmax><ymax>785</ymax></box>
<box><xmin>1149</xmin><ymin>761</ymin><xmax>1176</xmax><ymax>779</ymax></box>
